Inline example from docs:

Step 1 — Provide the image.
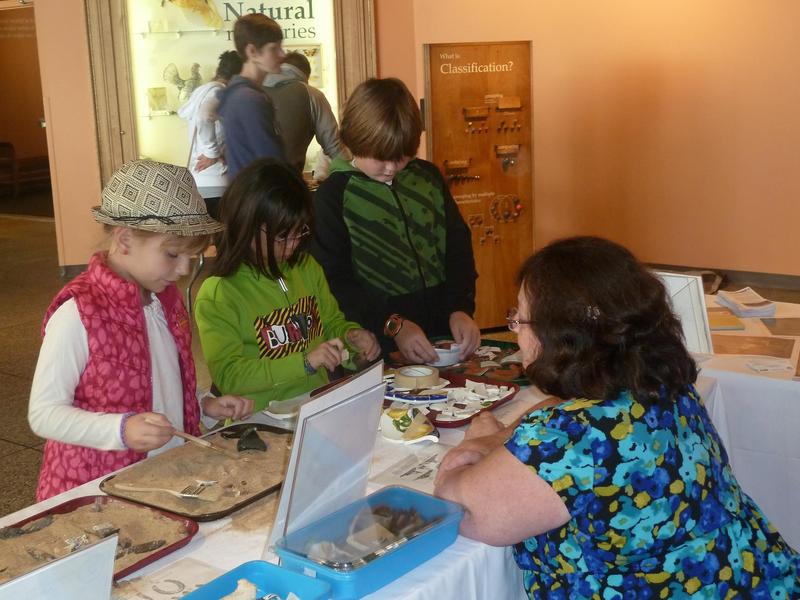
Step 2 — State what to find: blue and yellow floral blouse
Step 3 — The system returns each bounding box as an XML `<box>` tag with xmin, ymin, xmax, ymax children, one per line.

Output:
<box><xmin>505</xmin><ymin>386</ymin><xmax>799</xmax><ymax>599</ymax></box>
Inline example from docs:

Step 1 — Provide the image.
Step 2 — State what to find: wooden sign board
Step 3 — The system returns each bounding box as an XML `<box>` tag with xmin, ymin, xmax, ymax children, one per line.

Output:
<box><xmin>425</xmin><ymin>41</ymin><xmax>533</xmax><ymax>328</ymax></box>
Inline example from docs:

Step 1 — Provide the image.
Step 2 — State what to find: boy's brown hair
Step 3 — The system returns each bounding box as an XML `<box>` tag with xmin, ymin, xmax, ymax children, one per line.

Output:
<box><xmin>233</xmin><ymin>14</ymin><xmax>283</xmax><ymax>59</ymax></box>
<box><xmin>339</xmin><ymin>78</ymin><xmax>422</xmax><ymax>161</ymax></box>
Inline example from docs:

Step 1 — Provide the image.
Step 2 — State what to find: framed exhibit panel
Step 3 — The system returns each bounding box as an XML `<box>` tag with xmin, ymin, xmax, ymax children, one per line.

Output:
<box><xmin>424</xmin><ymin>41</ymin><xmax>534</xmax><ymax>328</ymax></box>
<box><xmin>84</xmin><ymin>0</ymin><xmax>376</xmax><ymax>183</ymax></box>
<box><xmin>655</xmin><ymin>271</ymin><xmax>714</xmax><ymax>354</ymax></box>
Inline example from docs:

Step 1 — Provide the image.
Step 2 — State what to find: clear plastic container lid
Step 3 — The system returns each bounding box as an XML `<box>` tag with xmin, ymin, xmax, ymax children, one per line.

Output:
<box><xmin>278</xmin><ymin>486</ymin><xmax>462</xmax><ymax>572</ymax></box>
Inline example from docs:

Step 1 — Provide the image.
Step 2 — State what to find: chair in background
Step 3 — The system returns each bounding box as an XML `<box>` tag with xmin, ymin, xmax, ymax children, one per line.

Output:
<box><xmin>0</xmin><ymin>142</ymin><xmax>51</xmax><ymax>199</ymax></box>
<box><xmin>0</xmin><ymin>142</ymin><xmax>19</xmax><ymax>198</ymax></box>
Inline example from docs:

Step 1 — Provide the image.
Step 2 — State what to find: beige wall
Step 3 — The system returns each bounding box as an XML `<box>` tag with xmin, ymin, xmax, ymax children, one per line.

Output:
<box><xmin>376</xmin><ymin>0</ymin><xmax>800</xmax><ymax>277</ymax></box>
<box><xmin>33</xmin><ymin>0</ymin><xmax>103</xmax><ymax>266</ymax></box>
<box><xmin>0</xmin><ymin>7</ymin><xmax>47</xmax><ymax>158</ymax></box>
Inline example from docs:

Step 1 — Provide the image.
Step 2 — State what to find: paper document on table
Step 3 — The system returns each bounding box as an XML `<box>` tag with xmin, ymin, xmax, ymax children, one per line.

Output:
<box><xmin>744</xmin><ymin>359</ymin><xmax>795</xmax><ymax>374</ymax></box>
<box><xmin>716</xmin><ymin>288</ymin><xmax>776</xmax><ymax>317</ymax></box>
<box><xmin>112</xmin><ymin>557</ymin><xmax>223</xmax><ymax>599</ymax></box>
<box><xmin>371</xmin><ymin>442</ymin><xmax>455</xmax><ymax>495</ymax></box>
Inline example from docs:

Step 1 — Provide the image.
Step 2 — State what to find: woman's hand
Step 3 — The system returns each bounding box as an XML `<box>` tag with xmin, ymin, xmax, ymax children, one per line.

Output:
<box><xmin>436</xmin><ymin>413</ymin><xmax>518</xmax><ymax>485</ymax></box>
<box><xmin>449</xmin><ymin>311</ymin><xmax>481</xmax><ymax>359</ymax></box>
<box><xmin>346</xmin><ymin>328</ymin><xmax>381</xmax><ymax>361</ymax></box>
<box><xmin>202</xmin><ymin>395</ymin><xmax>254</xmax><ymax>421</ymax></box>
<box><xmin>123</xmin><ymin>412</ymin><xmax>174</xmax><ymax>453</ymax></box>
<box><xmin>394</xmin><ymin>319</ymin><xmax>438</xmax><ymax>364</ymax></box>
<box><xmin>306</xmin><ymin>338</ymin><xmax>346</xmax><ymax>372</ymax></box>
<box><xmin>464</xmin><ymin>412</ymin><xmax>504</xmax><ymax>440</ymax></box>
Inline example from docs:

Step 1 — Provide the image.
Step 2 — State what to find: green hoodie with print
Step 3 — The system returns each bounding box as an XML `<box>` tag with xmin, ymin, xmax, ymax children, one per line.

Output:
<box><xmin>194</xmin><ymin>255</ymin><xmax>360</xmax><ymax>411</ymax></box>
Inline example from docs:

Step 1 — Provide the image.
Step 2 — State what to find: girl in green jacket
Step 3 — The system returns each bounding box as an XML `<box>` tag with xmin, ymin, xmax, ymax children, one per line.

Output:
<box><xmin>194</xmin><ymin>159</ymin><xmax>380</xmax><ymax>411</ymax></box>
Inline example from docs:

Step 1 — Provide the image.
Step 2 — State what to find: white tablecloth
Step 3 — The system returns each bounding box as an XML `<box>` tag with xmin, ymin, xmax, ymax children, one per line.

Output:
<box><xmin>698</xmin><ymin>296</ymin><xmax>800</xmax><ymax>550</ymax></box>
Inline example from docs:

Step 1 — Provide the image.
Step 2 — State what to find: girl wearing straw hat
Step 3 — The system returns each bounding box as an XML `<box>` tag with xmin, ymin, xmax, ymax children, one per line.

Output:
<box><xmin>28</xmin><ymin>160</ymin><xmax>253</xmax><ymax>500</ymax></box>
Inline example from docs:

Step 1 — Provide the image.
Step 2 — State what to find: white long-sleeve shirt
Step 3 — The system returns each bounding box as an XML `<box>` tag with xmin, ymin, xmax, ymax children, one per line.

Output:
<box><xmin>178</xmin><ymin>80</ymin><xmax>228</xmax><ymax>187</ymax></box>
<box><xmin>28</xmin><ymin>295</ymin><xmax>210</xmax><ymax>455</ymax></box>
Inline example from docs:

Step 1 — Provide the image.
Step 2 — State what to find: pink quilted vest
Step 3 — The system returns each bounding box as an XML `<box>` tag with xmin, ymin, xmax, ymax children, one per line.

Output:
<box><xmin>35</xmin><ymin>252</ymin><xmax>201</xmax><ymax>501</ymax></box>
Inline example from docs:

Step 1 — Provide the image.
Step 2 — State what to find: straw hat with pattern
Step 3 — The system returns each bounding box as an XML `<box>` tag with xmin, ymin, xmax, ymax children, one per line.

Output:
<box><xmin>92</xmin><ymin>160</ymin><xmax>224</xmax><ymax>236</ymax></box>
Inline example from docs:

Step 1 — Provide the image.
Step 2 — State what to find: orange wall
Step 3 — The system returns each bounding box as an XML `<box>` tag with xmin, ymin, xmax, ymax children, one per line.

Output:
<box><xmin>30</xmin><ymin>1</ymin><xmax>800</xmax><ymax>274</ymax></box>
<box><xmin>0</xmin><ymin>7</ymin><xmax>47</xmax><ymax>158</ymax></box>
<box><xmin>374</xmin><ymin>1</ymin><xmax>415</xmax><ymax>84</ymax></box>
<box><xmin>376</xmin><ymin>0</ymin><xmax>800</xmax><ymax>277</ymax></box>
<box><xmin>33</xmin><ymin>0</ymin><xmax>103</xmax><ymax>266</ymax></box>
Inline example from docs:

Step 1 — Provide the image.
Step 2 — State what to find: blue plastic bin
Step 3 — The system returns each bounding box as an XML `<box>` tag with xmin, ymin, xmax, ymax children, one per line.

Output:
<box><xmin>183</xmin><ymin>560</ymin><xmax>331</xmax><ymax>600</ymax></box>
<box><xmin>274</xmin><ymin>486</ymin><xmax>464</xmax><ymax>599</ymax></box>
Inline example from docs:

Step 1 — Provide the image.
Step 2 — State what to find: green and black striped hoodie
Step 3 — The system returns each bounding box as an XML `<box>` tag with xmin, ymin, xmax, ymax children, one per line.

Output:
<box><xmin>311</xmin><ymin>157</ymin><xmax>477</xmax><ymax>349</ymax></box>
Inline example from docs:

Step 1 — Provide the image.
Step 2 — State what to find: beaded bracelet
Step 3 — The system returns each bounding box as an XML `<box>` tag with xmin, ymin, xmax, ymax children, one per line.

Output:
<box><xmin>119</xmin><ymin>411</ymin><xmax>136</xmax><ymax>449</ymax></box>
<box><xmin>303</xmin><ymin>353</ymin><xmax>316</xmax><ymax>375</ymax></box>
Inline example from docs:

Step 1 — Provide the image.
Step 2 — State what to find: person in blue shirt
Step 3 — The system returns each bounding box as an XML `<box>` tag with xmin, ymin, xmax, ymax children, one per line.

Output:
<box><xmin>435</xmin><ymin>236</ymin><xmax>799</xmax><ymax>599</ymax></box>
<box><xmin>217</xmin><ymin>14</ymin><xmax>285</xmax><ymax>178</ymax></box>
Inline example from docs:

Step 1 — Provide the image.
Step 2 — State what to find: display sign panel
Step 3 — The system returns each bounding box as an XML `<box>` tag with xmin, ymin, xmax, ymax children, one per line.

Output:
<box><xmin>425</xmin><ymin>41</ymin><xmax>534</xmax><ymax>328</ymax></box>
<box><xmin>125</xmin><ymin>0</ymin><xmax>338</xmax><ymax>170</ymax></box>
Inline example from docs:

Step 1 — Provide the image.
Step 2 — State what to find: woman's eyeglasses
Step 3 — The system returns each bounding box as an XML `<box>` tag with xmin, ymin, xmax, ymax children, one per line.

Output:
<box><xmin>274</xmin><ymin>225</ymin><xmax>311</xmax><ymax>243</ymax></box>
<box><xmin>506</xmin><ymin>307</ymin><xmax>533</xmax><ymax>331</ymax></box>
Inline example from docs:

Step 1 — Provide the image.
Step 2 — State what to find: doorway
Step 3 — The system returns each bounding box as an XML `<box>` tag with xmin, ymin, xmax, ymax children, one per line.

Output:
<box><xmin>0</xmin><ymin>2</ymin><xmax>52</xmax><ymax>218</ymax></box>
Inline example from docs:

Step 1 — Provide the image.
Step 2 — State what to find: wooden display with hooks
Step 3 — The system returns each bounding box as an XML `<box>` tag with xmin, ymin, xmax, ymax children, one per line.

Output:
<box><xmin>424</xmin><ymin>41</ymin><xmax>534</xmax><ymax>328</ymax></box>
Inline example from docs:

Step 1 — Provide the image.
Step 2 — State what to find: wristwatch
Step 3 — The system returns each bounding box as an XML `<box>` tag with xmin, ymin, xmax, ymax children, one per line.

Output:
<box><xmin>383</xmin><ymin>314</ymin><xmax>405</xmax><ymax>338</ymax></box>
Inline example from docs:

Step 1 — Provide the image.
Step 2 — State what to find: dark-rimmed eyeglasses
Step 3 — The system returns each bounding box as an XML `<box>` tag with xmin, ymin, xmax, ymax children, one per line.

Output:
<box><xmin>506</xmin><ymin>307</ymin><xmax>533</xmax><ymax>331</ymax></box>
<box><xmin>274</xmin><ymin>225</ymin><xmax>311</xmax><ymax>243</ymax></box>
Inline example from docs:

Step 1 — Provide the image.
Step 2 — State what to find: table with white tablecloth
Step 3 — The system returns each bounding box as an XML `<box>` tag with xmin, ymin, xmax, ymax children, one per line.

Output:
<box><xmin>0</xmin><ymin>387</ymin><xmax>554</xmax><ymax>600</ymax></box>
<box><xmin>3</xmin><ymin>372</ymin><xmax>787</xmax><ymax>598</ymax></box>
<box><xmin>697</xmin><ymin>296</ymin><xmax>800</xmax><ymax>550</ymax></box>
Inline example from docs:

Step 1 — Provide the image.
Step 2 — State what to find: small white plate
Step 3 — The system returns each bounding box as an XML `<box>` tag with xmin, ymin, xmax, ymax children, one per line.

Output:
<box><xmin>380</xmin><ymin>406</ymin><xmax>439</xmax><ymax>444</ymax></box>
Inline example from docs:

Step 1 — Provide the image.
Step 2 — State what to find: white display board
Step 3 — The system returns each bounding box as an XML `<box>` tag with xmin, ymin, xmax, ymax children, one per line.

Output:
<box><xmin>267</xmin><ymin>362</ymin><xmax>386</xmax><ymax>552</ymax></box>
<box><xmin>125</xmin><ymin>0</ymin><xmax>339</xmax><ymax>171</ymax></box>
<box><xmin>654</xmin><ymin>271</ymin><xmax>714</xmax><ymax>354</ymax></box>
<box><xmin>0</xmin><ymin>534</ymin><xmax>117</xmax><ymax>599</ymax></box>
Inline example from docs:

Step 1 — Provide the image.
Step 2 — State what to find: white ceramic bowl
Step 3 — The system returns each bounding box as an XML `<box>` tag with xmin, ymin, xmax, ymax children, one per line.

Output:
<box><xmin>428</xmin><ymin>343</ymin><xmax>461</xmax><ymax>367</ymax></box>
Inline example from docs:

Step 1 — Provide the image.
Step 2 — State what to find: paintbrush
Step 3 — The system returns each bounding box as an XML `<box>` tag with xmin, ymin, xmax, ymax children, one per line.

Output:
<box><xmin>145</xmin><ymin>418</ymin><xmax>241</xmax><ymax>460</ymax></box>
<box><xmin>171</xmin><ymin>430</ymin><xmax>242</xmax><ymax>460</ymax></box>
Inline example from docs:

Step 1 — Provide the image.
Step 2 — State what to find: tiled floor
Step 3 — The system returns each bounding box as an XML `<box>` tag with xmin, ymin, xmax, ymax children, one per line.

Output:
<box><xmin>1</xmin><ymin>211</ymin><xmax>798</xmax><ymax>519</ymax></box>
<box><xmin>0</xmin><ymin>215</ymin><xmax>63</xmax><ymax>516</ymax></box>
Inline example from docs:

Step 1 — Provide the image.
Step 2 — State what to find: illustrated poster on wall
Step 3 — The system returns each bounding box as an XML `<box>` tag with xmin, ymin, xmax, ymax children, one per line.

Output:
<box><xmin>126</xmin><ymin>0</ymin><xmax>336</xmax><ymax>168</ymax></box>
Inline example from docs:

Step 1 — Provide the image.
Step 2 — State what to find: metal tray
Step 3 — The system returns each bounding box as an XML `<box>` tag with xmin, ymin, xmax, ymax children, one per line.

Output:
<box><xmin>100</xmin><ymin>423</ymin><xmax>291</xmax><ymax>522</ymax></box>
<box><xmin>0</xmin><ymin>494</ymin><xmax>198</xmax><ymax>581</ymax></box>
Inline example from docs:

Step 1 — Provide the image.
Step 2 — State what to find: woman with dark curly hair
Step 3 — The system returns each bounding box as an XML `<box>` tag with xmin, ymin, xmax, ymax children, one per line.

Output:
<box><xmin>435</xmin><ymin>237</ymin><xmax>798</xmax><ymax>599</ymax></box>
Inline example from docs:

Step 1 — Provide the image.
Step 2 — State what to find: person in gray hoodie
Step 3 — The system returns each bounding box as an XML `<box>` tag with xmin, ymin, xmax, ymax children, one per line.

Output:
<box><xmin>217</xmin><ymin>14</ymin><xmax>285</xmax><ymax>179</ymax></box>
<box><xmin>264</xmin><ymin>51</ymin><xmax>343</xmax><ymax>176</ymax></box>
